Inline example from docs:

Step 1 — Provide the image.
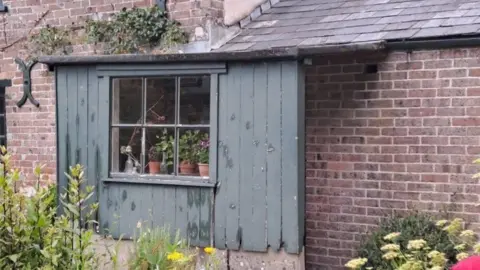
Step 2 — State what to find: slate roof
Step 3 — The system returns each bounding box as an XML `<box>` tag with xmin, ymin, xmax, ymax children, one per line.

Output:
<box><xmin>217</xmin><ymin>0</ymin><xmax>480</xmax><ymax>52</ymax></box>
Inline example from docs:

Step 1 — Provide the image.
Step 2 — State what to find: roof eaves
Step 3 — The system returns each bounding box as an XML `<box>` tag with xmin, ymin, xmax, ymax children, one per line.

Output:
<box><xmin>38</xmin><ymin>41</ymin><xmax>386</xmax><ymax>67</ymax></box>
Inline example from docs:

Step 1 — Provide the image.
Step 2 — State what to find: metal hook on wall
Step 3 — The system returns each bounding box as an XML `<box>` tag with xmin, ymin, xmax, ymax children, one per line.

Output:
<box><xmin>14</xmin><ymin>58</ymin><xmax>40</xmax><ymax>108</ymax></box>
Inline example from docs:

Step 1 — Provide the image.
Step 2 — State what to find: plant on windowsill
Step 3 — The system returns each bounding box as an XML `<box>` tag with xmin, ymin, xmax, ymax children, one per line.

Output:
<box><xmin>197</xmin><ymin>133</ymin><xmax>209</xmax><ymax>177</ymax></box>
<box><xmin>148</xmin><ymin>145</ymin><xmax>162</xmax><ymax>174</ymax></box>
<box><xmin>178</xmin><ymin>130</ymin><xmax>201</xmax><ymax>175</ymax></box>
<box><xmin>154</xmin><ymin>129</ymin><xmax>175</xmax><ymax>174</ymax></box>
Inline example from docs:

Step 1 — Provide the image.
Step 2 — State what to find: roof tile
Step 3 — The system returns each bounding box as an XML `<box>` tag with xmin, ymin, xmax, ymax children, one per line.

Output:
<box><xmin>218</xmin><ymin>0</ymin><xmax>480</xmax><ymax>52</ymax></box>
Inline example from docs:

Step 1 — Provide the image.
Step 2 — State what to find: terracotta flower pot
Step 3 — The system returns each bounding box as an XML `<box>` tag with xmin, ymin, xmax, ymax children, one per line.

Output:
<box><xmin>179</xmin><ymin>162</ymin><xmax>197</xmax><ymax>175</ymax></box>
<box><xmin>198</xmin><ymin>163</ymin><xmax>209</xmax><ymax>177</ymax></box>
<box><xmin>148</xmin><ymin>161</ymin><xmax>161</xmax><ymax>174</ymax></box>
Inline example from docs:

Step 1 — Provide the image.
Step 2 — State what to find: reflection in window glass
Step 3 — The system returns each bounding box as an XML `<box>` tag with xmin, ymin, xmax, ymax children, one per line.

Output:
<box><xmin>146</xmin><ymin>78</ymin><xmax>176</xmax><ymax>125</ymax></box>
<box><xmin>110</xmin><ymin>76</ymin><xmax>211</xmax><ymax>178</ymax></box>
<box><xmin>180</xmin><ymin>76</ymin><xmax>210</xmax><ymax>125</ymax></box>
<box><xmin>111</xmin><ymin>78</ymin><xmax>143</xmax><ymax>124</ymax></box>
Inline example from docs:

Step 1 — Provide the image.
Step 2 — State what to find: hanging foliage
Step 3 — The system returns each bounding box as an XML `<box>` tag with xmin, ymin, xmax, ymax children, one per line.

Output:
<box><xmin>86</xmin><ymin>6</ymin><xmax>187</xmax><ymax>54</ymax></box>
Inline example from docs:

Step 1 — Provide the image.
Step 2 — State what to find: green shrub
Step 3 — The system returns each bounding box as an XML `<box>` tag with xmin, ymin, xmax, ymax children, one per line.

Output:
<box><xmin>357</xmin><ymin>212</ymin><xmax>456</xmax><ymax>270</ymax></box>
<box><xmin>0</xmin><ymin>146</ymin><xmax>98</xmax><ymax>269</ymax></box>
<box><xmin>128</xmin><ymin>223</ymin><xmax>221</xmax><ymax>270</ymax></box>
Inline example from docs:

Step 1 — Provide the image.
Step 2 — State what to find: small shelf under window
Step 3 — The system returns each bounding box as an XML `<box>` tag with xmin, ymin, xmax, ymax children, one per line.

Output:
<box><xmin>104</xmin><ymin>173</ymin><xmax>215</xmax><ymax>188</ymax></box>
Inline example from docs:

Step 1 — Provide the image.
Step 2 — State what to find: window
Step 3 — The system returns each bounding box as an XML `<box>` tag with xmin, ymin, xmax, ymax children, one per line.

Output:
<box><xmin>110</xmin><ymin>76</ymin><xmax>211</xmax><ymax>178</ymax></box>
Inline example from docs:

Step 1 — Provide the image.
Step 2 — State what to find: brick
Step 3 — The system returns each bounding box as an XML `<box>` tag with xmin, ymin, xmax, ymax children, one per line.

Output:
<box><xmin>453</xmin><ymin>117</ymin><xmax>480</xmax><ymax>126</ymax></box>
<box><xmin>305</xmin><ymin>49</ymin><xmax>480</xmax><ymax>268</ymax></box>
<box><xmin>409</xmin><ymin>70</ymin><xmax>437</xmax><ymax>79</ymax></box>
<box><xmin>408</xmin><ymin>89</ymin><xmax>436</xmax><ymax>98</ymax></box>
<box><xmin>408</xmin><ymin>108</ymin><xmax>435</xmax><ymax>117</ymax></box>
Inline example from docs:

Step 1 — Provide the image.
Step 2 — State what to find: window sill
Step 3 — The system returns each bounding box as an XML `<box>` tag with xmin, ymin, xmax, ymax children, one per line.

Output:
<box><xmin>103</xmin><ymin>173</ymin><xmax>215</xmax><ymax>188</ymax></box>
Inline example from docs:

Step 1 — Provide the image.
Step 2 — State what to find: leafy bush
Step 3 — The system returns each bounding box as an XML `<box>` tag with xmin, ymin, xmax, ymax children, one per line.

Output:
<box><xmin>86</xmin><ymin>5</ymin><xmax>187</xmax><ymax>54</ymax></box>
<box><xmin>348</xmin><ymin>217</ymin><xmax>480</xmax><ymax>270</ymax></box>
<box><xmin>356</xmin><ymin>213</ymin><xmax>456</xmax><ymax>270</ymax></box>
<box><xmin>0</xmin><ymin>147</ymin><xmax>98</xmax><ymax>269</ymax></box>
<box><xmin>128</xmin><ymin>222</ymin><xmax>221</xmax><ymax>270</ymax></box>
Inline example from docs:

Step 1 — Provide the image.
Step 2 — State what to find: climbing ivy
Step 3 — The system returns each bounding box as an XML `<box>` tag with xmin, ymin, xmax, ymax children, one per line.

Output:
<box><xmin>27</xmin><ymin>6</ymin><xmax>187</xmax><ymax>56</ymax></box>
<box><xmin>28</xmin><ymin>25</ymin><xmax>72</xmax><ymax>57</ymax></box>
<box><xmin>86</xmin><ymin>6</ymin><xmax>187</xmax><ymax>54</ymax></box>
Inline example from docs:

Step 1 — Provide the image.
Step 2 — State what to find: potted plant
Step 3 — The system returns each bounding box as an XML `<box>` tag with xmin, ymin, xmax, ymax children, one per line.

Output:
<box><xmin>156</xmin><ymin>129</ymin><xmax>174</xmax><ymax>174</ymax></box>
<box><xmin>147</xmin><ymin>145</ymin><xmax>162</xmax><ymax>174</ymax></box>
<box><xmin>178</xmin><ymin>130</ymin><xmax>201</xmax><ymax>175</ymax></box>
<box><xmin>197</xmin><ymin>133</ymin><xmax>209</xmax><ymax>177</ymax></box>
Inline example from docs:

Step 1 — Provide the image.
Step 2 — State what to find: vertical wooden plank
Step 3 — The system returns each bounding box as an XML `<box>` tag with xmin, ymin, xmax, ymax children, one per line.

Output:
<box><xmin>280</xmin><ymin>61</ymin><xmax>302</xmax><ymax>253</ymax></box>
<box><xmin>175</xmin><ymin>187</ymin><xmax>188</xmax><ymax>239</ymax></box>
<box><xmin>126</xmin><ymin>184</ymin><xmax>154</xmax><ymax>234</ymax></box>
<box><xmin>209</xmin><ymin>74</ymin><xmax>218</xmax><ymax>182</ymax></box>
<box><xmin>297</xmin><ymin>64</ymin><xmax>306</xmax><ymax>249</ymax></box>
<box><xmin>77</xmin><ymin>67</ymin><xmax>88</xmax><ymax>170</ymax></box>
<box><xmin>102</xmin><ymin>184</ymin><xmax>120</xmax><ymax>238</ymax></box>
<box><xmin>225</xmin><ymin>64</ymin><xmax>241</xmax><ymax>250</ymax></box>
<box><xmin>238</xmin><ymin>64</ymin><xmax>255</xmax><ymax>250</ymax></box>
<box><xmin>250</xmin><ymin>62</ymin><xmax>268</xmax><ymax>251</ymax></box>
<box><xmin>199</xmin><ymin>188</ymin><xmax>212</xmax><ymax>247</ymax></box>
<box><xmin>151</xmin><ymin>186</ymin><xmax>166</xmax><ymax>229</ymax></box>
<box><xmin>56</xmin><ymin>67</ymin><xmax>69</xmax><ymax>201</ymax></box>
<box><xmin>67</xmin><ymin>68</ymin><xmax>78</xmax><ymax>167</ymax></box>
<box><xmin>266</xmin><ymin>62</ymin><xmax>283</xmax><ymax>251</ymax></box>
<box><xmin>86</xmin><ymin>67</ymin><xmax>98</xmax><ymax>214</ymax></box>
<box><xmin>187</xmin><ymin>188</ymin><xmax>200</xmax><ymax>246</ymax></box>
<box><xmin>164</xmin><ymin>186</ymin><xmax>177</xmax><ymax>235</ymax></box>
<box><xmin>214</xmin><ymin>74</ymin><xmax>228</xmax><ymax>249</ymax></box>
<box><xmin>98</xmin><ymin>75</ymin><xmax>110</xmax><ymax>235</ymax></box>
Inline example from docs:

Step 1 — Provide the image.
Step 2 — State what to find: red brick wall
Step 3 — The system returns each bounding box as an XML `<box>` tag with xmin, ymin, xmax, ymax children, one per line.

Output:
<box><xmin>0</xmin><ymin>0</ymin><xmax>221</xmax><ymax>183</ymax></box>
<box><xmin>305</xmin><ymin>48</ymin><xmax>480</xmax><ymax>269</ymax></box>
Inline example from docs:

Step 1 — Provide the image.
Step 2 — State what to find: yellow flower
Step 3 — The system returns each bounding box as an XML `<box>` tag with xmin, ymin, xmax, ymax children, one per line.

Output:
<box><xmin>136</xmin><ymin>221</ymin><xmax>142</xmax><ymax>229</ymax></box>
<box><xmin>382</xmin><ymin>251</ymin><xmax>399</xmax><ymax>260</ymax></box>
<box><xmin>345</xmin><ymin>258</ymin><xmax>368</xmax><ymax>269</ymax></box>
<box><xmin>380</xmin><ymin>244</ymin><xmax>400</xmax><ymax>252</ymax></box>
<box><xmin>428</xmin><ymin>251</ymin><xmax>447</xmax><ymax>267</ymax></box>
<box><xmin>383</xmin><ymin>232</ymin><xmax>401</xmax><ymax>241</ymax></box>
<box><xmin>407</xmin><ymin>239</ymin><xmax>427</xmax><ymax>250</ymax></box>
<box><xmin>474</xmin><ymin>243</ymin><xmax>480</xmax><ymax>254</ymax></box>
<box><xmin>443</xmin><ymin>218</ymin><xmax>463</xmax><ymax>235</ymax></box>
<box><xmin>435</xmin><ymin>220</ymin><xmax>448</xmax><ymax>227</ymax></box>
<box><xmin>429</xmin><ymin>267</ymin><xmax>443</xmax><ymax>270</ymax></box>
<box><xmin>204</xmin><ymin>247</ymin><xmax>215</xmax><ymax>255</ymax></box>
<box><xmin>456</xmin><ymin>252</ymin><xmax>469</xmax><ymax>261</ymax></box>
<box><xmin>460</xmin><ymin>230</ymin><xmax>476</xmax><ymax>238</ymax></box>
<box><xmin>398</xmin><ymin>261</ymin><xmax>423</xmax><ymax>270</ymax></box>
<box><xmin>455</xmin><ymin>244</ymin><xmax>467</xmax><ymax>251</ymax></box>
<box><xmin>167</xmin><ymin>251</ymin><xmax>184</xmax><ymax>261</ymax></box>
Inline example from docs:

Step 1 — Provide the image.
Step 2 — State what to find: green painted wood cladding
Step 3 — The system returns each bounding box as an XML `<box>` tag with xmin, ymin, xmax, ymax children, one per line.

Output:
<box><xmin>54</xmin><ymin>60</ymin><xmax>304</xmax><ymax>253</ymax></box>
<box><xmin>214</xmin><ymin>61</ymin><xmax>305</xmax><ymax>254</ymax></box>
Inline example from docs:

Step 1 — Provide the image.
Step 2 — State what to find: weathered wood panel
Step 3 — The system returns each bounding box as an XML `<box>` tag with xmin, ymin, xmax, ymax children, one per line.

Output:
<box><xmin>56</xmin><ymin>67</ymin><xmax>215</xmax><ymax>247</ymax></box>
<box><xmin>214</xmin><ymin>73</ymin><xmax>228</xmax><ymax>249</ymax></box>
<box><xmin>266</xmin><ymin>62</ymin><xmax>282</xmax><ymax>251</ymax></box>
<box><xmin>225</xmin><ymin>63</ymin><xmax>241</xmax><ymax>250</ymax></box>
<box><xmin>239</xmin><ymin>64</ymin><xmax>255</xmax><ymax>251</ymax></box>
<box><xmin>215</xmin><ymin>60</ymin><xmax>304</xmax><ymax>253</ymax></box>
<box><xmin>250</xmin><ymin>62</ymin><xmax>268</xmax><ymax>251</ymax></box>
<box><xmin>281</xmin><ymin>61</ymin><xmax>304</xmax><ymax>254</ymax></box>
<box><xmin>101</xmin><ymin>184</ymin><xmax>212</xmax><ymax>246</ymax></box>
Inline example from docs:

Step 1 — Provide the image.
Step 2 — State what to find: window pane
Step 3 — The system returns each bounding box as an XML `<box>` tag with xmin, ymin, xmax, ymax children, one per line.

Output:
<box><xmin>111</xmin><ymin>78</ymin><xmax>143</xmax><ymax>124</ymax></box>
<box><xmin>178</xmin><ymin>127</ymin><xmax>209</xmax><ymax>176</ymax></box>
<box><xmin>111</xmin><ymin>127</ymin><xmax>142</xmax><ymax>174</ymax></box>
<box><xmin>146</xmin><ymin>78</ymin><xmax>176</xmax><ymax>125</ymax></box>
<box><xmin>179</xmin><ymin>76</ymin><xmax>210</xmax><ymax>125</ymax></box>
<box><xmin>144</xmin><ymin>128</ymin><xmax>175</xmax><ymax>175</ymax></box>
<box><xmin>0</xmin><ymin>117</ymin><xmax>5</xmax><ymax>136</ymax></box>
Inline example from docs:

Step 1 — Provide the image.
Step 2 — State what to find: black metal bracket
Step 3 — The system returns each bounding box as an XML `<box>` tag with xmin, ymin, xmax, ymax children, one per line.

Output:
<box><xmin>14</xmin><ymin>58</ymin><xmax>40</xmax><ymax>108</ymax></box>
